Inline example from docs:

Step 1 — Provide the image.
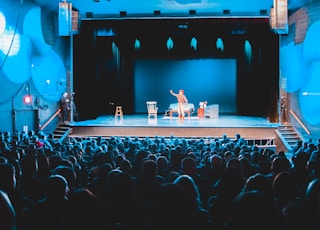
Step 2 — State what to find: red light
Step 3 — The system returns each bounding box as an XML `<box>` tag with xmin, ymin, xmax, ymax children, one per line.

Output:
<box><xmin>24</xmin><ymin>95</ymin><xmax>32</xmax><ymax>104</ymax></box>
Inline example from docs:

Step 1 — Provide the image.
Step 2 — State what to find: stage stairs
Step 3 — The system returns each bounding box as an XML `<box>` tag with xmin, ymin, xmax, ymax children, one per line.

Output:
<box><xmin>276</xmin><ymin>123</ymin><xmax>302</xmax><ymax>152</ymax></box>
<box><xmin>53</xmin><ymin>123</ymin><xmax>73</xmax><ymax>143</ymax></box>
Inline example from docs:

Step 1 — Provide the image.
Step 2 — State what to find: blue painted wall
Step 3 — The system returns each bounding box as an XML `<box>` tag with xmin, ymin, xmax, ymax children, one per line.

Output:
<box><xmin>280</xmin><ymin>1</ymin><xmax>320</xmax><ymax>141</ymax></box>
<box><xmin>0</xmin><ymin>0</ymin><xmax>69</xmax><ymax>134</ymax></box>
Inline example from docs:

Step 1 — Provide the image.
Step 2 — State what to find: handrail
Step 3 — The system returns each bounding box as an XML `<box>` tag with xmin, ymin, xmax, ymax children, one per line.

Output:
<box><xmin>40</xmin><ymin>109</ymin><xmax>61</xmax><ymax>131</ymax></box>
<box><xmin>289</xmin><ymin>109</ymin><xmax>310</xmax><ymax>135</ymax></box>
<box><xmin>275</xmin><ymin>129</ymin><xmax>293</xmax><ymax>151</ymax></box>
<box><xmin>58</xmin><ymin>127</ymin><xmax>72</xmax><ymax>144</ymax></box>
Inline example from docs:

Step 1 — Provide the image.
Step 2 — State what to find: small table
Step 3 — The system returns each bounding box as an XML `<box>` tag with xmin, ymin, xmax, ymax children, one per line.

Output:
<box><xmin>198</xmin><ymin>108</ymin><xmax>204</xmax><ymax>118</ymax></box>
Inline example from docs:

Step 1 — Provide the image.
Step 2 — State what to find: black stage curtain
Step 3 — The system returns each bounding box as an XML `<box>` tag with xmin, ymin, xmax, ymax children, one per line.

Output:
<box><xmin>73</xmin><ymin>19</ymin><xmax>279</xmax><ymax>121</ymax></box>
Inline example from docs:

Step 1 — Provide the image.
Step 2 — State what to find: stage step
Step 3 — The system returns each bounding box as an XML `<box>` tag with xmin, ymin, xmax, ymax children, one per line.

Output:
<box><xmin>53</xmin><ymin>123</ymin><xmax>73</xmax><ymax>143</ymax></box>
<box><xmin>277</xmin><ymin>123</ymin><xmax>302</xmax><ymax>151</ymax></box>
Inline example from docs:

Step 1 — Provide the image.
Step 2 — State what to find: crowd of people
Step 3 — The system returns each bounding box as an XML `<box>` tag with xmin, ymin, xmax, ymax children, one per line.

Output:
<box><xmin>0</xmin><ymin>129</ymin><xmax>320</xmax><ymax>230</ymax></box>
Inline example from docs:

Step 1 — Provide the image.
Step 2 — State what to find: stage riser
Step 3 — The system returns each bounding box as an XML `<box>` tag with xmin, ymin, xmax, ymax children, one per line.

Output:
<box><xmin>70</xmin><ymin>126</ymin><xmax>276</xmax><ymax>139</ymax></box>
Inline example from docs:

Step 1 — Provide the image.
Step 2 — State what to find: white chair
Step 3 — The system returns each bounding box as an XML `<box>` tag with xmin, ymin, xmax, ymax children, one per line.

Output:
<box><xmin>146</xmin><ymin>101</ymin><xmax>158</xmax><ymax>119</ymax></box>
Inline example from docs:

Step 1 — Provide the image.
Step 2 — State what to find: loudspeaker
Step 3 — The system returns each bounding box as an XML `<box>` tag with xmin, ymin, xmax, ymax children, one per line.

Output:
<box><xmin>86</xmin><ymin>12</ymin><xmax>93</xmax><ymax>18</ymax></box>
<box><xmin>154</xmin><ymin>10</ymin><xmax>161</xmax><ymax>16</ymax></box>
<box><xmin>223</xmin><ymin>9</ymin><xmax>230</xmax><ymax>15</ymax></box>
<box><xmin>58</xmin><ymin>2</ymin><xmax>72</xmax><ymax>36</ymax></box>
<box><xmin>270</xmin><ymin>0</ymin><xmax>288</xmax><ymax>34</ymax></box>
<box><xmin>260</xmin><ymin>9</ymin><xmax>267</xmax><ymax>15</ymax></box>
<box><xmin>72</xmin><ymin>10</ymin><xmax>79</xmax><ymax>33</ymax></box>
<box><xmin>189</xmin><ymin>10</ymin><xmax>196</xmax><ymax>15</ymax></box>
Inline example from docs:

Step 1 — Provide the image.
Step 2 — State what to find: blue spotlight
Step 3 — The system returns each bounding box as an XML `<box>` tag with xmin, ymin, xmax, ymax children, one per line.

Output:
<box><xmin>190</xmin><ymin>37</ymin><xmax>197</xmax><ymax>51</ymax></box>
<box><xmin>166</xmin><ymin>37</ymin><xmax>174</xmax><ymax>51</ymax></box>
<box><xmin>244</xmin><ymin>40</ymin><xmax>252</xmax><ymax>64</ymax></box>
<box><xmin>134</xmin><ymin>38</ymin><xmax>141</xmax><ymax>50</ymax></box>
<box><xmin>216</xmin><ymin>37</ymin><xmax>224</xmax><ymax>51</ymax></box>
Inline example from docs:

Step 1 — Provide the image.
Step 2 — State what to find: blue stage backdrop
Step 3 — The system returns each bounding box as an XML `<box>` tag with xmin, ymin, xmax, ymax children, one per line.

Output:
<box><xmin>134</xmin><ymin>58</ymin><xmax>236</xmax><ymax>114</ymax></box>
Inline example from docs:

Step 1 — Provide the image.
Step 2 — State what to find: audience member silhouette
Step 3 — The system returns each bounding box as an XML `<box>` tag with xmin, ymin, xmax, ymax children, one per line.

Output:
<box><xmin>134</xmin><ymin>159</ymin><xmax>161</xmax><ymax>207</ymax></box>
<box><xmin>173</xmin><ymin>174</ymin><xmax>211</xmax><ymax>230</ymax></box>
<box><xmin>304</xmin><ymin>178</ymin><xmax>320</xmax><ymax>229</ymax></box>
<box><xmin>31</xmin><ymin>174</ymin><xmax>69</xmax><ymax>230</ymax></box>
<box><xmin>63</xmin><ymin>188</ymin><xmax>106</xmax><ymax>229</ymax></box>
<box><xmin>147</xmin><ymin>182</ymin><xmax>193</xmax><ymax>230</ymax></box>
<box><xmin>282</xmin><ymin>178</ymin><xmax>320</xmax><ymax>230</ymax></box>
<box><xmin>18</xmin><ymin>154</ymin><xmax>44</xmax><ymax>203</ymax></box>
<box><xmin>241</xmin><ymin>172</ymin><xmax>274</xmax><ymax>199</ymax></box>
<box><xmin>0</xmin><ymin>161</ymin><xmax>35</xmax><ymax>230</ymax></box>
<box><xmin>87</xmin><ymin>162</ymin><xmax>113</xmax><ymax>198</ymax></box>
<box><xmin>104</xmin><ymin>170</ymin><xmax>144</xmax><ymax>230</ymax></box>
<box><xmin>0</xmin><ymin>189</ymin><xmax>17</xmax><ymax>230</ymax></box>
<box><xmin>180</xmin><ymin>156</ymin><xmax>212</xmax><ymax>208</ymax></box>
<box><xmin>53</xmin><ymin>165</ymin><xmax>77</xmax><ymax>193</ymax></box>
<box><xmin>227</xmin><ymin>190</ymin><xmax>285</xmax><ymax>230</ymax></box>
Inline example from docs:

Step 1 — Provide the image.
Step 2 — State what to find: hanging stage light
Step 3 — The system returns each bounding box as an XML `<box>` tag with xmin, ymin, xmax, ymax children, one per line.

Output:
<box><xmin>166</xmin><ymin>37</ymin><xmax>174</xmax><ymax>51</ymax></box>
<box><xmin>216</xmin><ymin>37</ymin><xmax>224</xmax><ymax>52</ymax></box>
<box><xmin>190</xmin><ymin>37</ymin><xmax>197</xmax><ymax>51</ymax></box>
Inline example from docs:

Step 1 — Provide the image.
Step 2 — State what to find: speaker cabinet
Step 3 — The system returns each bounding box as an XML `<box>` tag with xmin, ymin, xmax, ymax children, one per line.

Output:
<box><xmin>58</xmin><ymin>2</ymin><xmax>72</xmax><ymax>36</ymax></box>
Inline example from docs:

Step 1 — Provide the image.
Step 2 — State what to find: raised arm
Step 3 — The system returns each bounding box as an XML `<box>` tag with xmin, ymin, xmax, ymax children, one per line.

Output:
<box><xmin>170</xmin><ymin>89</ymin><xmax>177</xmax><ymax>96</ymax></box>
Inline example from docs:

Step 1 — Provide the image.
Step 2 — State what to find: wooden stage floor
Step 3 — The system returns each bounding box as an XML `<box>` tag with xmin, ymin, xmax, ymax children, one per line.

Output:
<box><xmin>69</xmin><ymin>114</ymin><xmax>280</xmax><ymax>140</ymax></box>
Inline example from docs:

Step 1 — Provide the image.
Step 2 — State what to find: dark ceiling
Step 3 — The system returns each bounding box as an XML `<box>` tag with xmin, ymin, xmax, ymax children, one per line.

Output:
<box><xmin>34</xmin><ymin>0</ymin><xmax>310</xmax><ymax>19</ymax></box>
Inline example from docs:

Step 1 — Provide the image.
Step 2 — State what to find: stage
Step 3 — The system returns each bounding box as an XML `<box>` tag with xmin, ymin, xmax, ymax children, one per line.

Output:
<box><xmin>68</xmin><ymin>114</ymin><xmax>280</xmax><ymax>144</ymax></box>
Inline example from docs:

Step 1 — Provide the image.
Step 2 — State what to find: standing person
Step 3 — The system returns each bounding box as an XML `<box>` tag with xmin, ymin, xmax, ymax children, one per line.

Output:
<box><xmin>60</xmin><ymin>92</ymin><xmax>70</xmax><ymax>123</ymax></box>
<box><xmin>170</xmin><ymin>89</ymin><xmax>188</xmax><ymax>121</ymax></box>
<box><xmin>280</xmin><ymin>96</ymin><xmax>287</xmax><ymax>123</ymax></box>
<box><xmin>70</xmin><ymin>92</ymin><xmax>80</xmax><ymax>121</ymax></box>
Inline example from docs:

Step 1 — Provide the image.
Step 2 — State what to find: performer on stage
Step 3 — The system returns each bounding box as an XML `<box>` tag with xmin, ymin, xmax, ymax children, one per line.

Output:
<box><xmin>170</xmin><ymin>89</ymin><xmax>188</xmax><ymax>121</ymax></box>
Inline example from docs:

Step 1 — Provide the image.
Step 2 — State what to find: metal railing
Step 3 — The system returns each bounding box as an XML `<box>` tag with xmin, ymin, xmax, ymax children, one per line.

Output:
<box><xmin>39</xmin><ymin>109</ymin><xmax>61</xmax><ymax>131</ymax></box>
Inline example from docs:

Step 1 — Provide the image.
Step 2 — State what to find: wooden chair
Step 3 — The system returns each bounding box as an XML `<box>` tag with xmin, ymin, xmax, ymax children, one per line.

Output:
<box><xmin>146</xmin><ymin>101</ymin><xmax>158</xmax><ymax>119</ymax></box>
